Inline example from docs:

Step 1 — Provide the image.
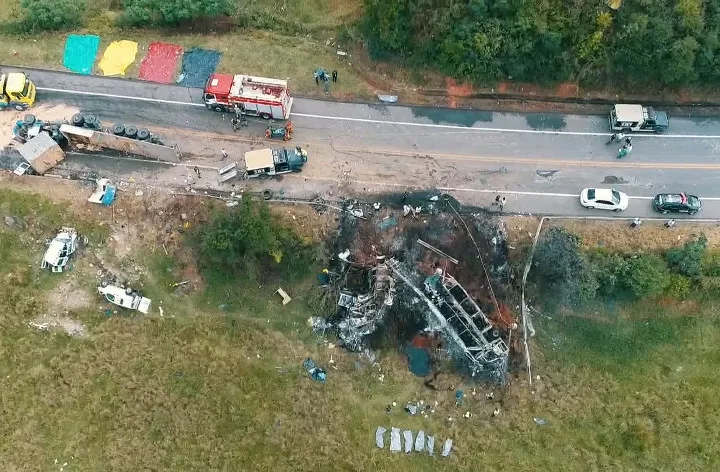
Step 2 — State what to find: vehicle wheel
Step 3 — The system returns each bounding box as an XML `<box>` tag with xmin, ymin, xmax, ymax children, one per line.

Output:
<box><xmin>587</xmin><ymin>206</ymin><xmax>595</xmax><ymax>209</ymax></box>
<box><xmin>113</xmin><ymin>123</ymin><xmax>125</xmax><ymax>136</ymax></box>
<box><xmin>100</xmin><ymin>280</ymin><xmax>108</xmax><ymax>288</ymax></box>
<box><xmin>14</xmin><ymin>104</ymin><xmax>26</xmax><ymax>111</ymax></box>
<box><xmin>613</xmin><ymin>208</ymin><xmax>621</xmax><ymax>212</ymax></box>
<box><xmin>291</xmin><ymin>167</ymin><xmax>302</xmax><ymax>173</ymax></box>
<box><xmin>125</xmin><ymin>287</ymin><xmax>133</xmax><ymax>295</ymax></box>
<box><xmin>260</xmin><ymin>112</ymin><xmax>271</xmax><ymax>120</ymax></box>
<box><xmin>262</xmin><ymin>189</ymin><xmax>273</xmax><ymax>200</ymax></box>
<box><xmin>23</xmin><ymin>114</ymin><xmax>36</xmax><ymax>126</ymax></box>
<box><xmin>661</xmin><ymin>210</ymin><xmax>669</xmax><ymax>214</ymax></box>
<box><xmin>125</xmin><ymin>125</ymin><xmax>138</xmax><ymax>139</ymax></box>
<box><xmin>213</xmin><ymin>106</ymin><xmax>224</xmax><ymax>112</ymax></box>
<box><xmin>689</xmin><ymin>211</ymin><xmax>697</xmax><ymax>215</ymax></box>
<box><xmin>70</xmin><ymin>113</ymin><xmax>84</xmax><ymax>126</ymax></box>
<box><xmin>84</xmin><ymin>114</ymin><xmax>97</xmax><ymax>127</ymax></box>
<box><xmin>137</xmin><ymin>128</ymin><xmax>150</xmax><ymax>140</ymax></box>
<box><xmin>258</xmin><ymin>174</ymin><xmax>270</xmax><ymax>180</ymax></box>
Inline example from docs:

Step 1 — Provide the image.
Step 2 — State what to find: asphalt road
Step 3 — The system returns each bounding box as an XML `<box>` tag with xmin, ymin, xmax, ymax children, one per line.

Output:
<box><xmin>7</xmin><ymin>66</ymin><xmax>720</xmax><ymax>219</ymax></box>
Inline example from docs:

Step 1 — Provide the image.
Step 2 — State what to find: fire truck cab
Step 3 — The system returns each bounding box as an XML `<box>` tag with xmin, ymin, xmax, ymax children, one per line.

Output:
<box><xmin>203</xmin><ymin>73</ymin><xmax>293</xmax><ymax>120</ymax></box>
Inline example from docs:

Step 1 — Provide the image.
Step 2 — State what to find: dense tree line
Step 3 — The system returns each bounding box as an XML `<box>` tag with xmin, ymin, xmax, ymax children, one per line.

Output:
<box><xmin>363</xmin><ymin>0</ymin><xmax>720</xmax><ymax>87</ymax></box>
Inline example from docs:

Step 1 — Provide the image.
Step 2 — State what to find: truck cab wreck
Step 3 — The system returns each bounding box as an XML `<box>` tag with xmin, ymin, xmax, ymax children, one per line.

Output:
<box><xmin>41</xmin><ymin>227</ymin><xmax>82</xmax><ymax>273</ymax></box>
<box><xmin>244</xmin><ymin>146</ymin><xmax>307</xmax><ymax>178</ymax></box>
<box><xmin>609</xmin><ymin>104</ymin><xmax>669</xmax><ymax>133</ymax></box>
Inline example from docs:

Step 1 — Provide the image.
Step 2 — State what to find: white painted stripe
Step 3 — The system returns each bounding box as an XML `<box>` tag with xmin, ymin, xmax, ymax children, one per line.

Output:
<box><xmin>38</xmin><ymin>86</ymin><xmax>720</xmax><ymax>139</ymax></box>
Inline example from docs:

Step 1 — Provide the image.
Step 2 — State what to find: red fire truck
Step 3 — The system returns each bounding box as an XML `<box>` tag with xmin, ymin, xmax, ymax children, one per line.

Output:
<box><xmin>203</xmin><ymin>73</ymin><xmax>293</xmax><ymax>120</ymax></box>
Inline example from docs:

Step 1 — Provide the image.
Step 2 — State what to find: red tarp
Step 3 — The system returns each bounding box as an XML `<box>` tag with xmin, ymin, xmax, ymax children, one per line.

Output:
<box><xmin>139</xmin><ymin>42</ymin><xmax>184</xmax><ymax>84</ymax></box>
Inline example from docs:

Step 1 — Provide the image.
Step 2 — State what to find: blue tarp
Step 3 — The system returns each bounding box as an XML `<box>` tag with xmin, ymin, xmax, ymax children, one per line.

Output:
<box><xmin>101</xmin><ymin>185</ymin><xmax>116</xmax><ymax>206</ymax></box>
<box><xmin>406</xmin><ymin>347</ymin><xmax>431</xmax><ymax>377</ymax></box>
<box><xmin>177</xmin><ymin>48</ymin><xmax>221</xmax><ymax>87</ymax></box>
<box><xmin>63</xmin><ymin>35</ymin><xmax>101</xmax><ymax>75</ymax></box>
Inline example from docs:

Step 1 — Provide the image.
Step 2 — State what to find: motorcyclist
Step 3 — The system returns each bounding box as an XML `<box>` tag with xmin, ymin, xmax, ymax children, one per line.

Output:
<box><xmin>608</xmin><ymin>131</ymin><xmax>625</xmax><ymax>144</ymax></box>
<box><xmin>624</xmin><ymin>136</ymin><xmax>633</xmax><ymax>148</ymax></box>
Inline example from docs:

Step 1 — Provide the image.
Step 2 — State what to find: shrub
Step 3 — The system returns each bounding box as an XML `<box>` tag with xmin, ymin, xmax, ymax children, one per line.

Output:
<box><xmin>121</xmin><ymin>0</ymin><xmax>233</xmax><ymax>27</ymax></box>
<box><xmin>665</xmin><ymin>235</ymin><xmax>707</xmax><ymax>279</ymax></box>
<box><xmin>533</xmin><ymin>227</ymin><xmax>598</xmax><ymax>307</ymax></box>
<box><xmin>589</xmin><ymin>251</ymin><xmax>629</xmax><ymax>296</ymax></box>
<box><xmin>15</xmin><ymin>0</ymin><xmax>83</xmax><ymax>32</ymax></box>
<box><xmin>665</xmin><ymin>274</ymin><xmax>692</xmax><ymax>300</ymax></box>
<box><xmin>624</xmin><ymin>254</ymin><xmax>672</xmax><ymax>298</ymax></box>
<box><xmin>701</xmin><ymin>249</ymin><xmax>720</xmax><ymax>276</ymax></box>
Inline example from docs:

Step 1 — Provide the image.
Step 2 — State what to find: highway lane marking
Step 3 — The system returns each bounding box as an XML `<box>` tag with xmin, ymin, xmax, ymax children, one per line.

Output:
<box><xmin>37</xmin><ymin>87</ymin><xmax>720</xmax><ymax>139</ymax></box>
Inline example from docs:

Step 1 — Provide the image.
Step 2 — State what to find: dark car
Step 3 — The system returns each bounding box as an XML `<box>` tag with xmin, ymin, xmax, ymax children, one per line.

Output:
<box><xmin>653</xmin><ymin>193</ymin><xmax>702</xmax><ymax>215</ymax></box>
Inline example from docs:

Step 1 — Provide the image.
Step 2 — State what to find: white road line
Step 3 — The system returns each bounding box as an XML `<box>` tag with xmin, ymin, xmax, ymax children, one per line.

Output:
<box><xmin>38</xmin><ymin>86</ymin><xmax>720</xmax><ymax>139</ymax></box>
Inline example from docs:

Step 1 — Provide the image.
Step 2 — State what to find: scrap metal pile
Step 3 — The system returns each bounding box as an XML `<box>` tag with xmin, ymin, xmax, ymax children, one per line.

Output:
<box><xmin>320</xmin><ymin>248</ymin><xmax>510</xmax><ymax>384</ymax></box>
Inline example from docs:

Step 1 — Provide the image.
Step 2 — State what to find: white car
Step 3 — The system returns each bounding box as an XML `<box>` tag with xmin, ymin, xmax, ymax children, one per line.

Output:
<box><xmin>580</xmin><ymin>188</ymin><xmax>629</xmax><ymax>212</ymax></box>
<box><xmin>98</xmin><ymin>284</ymin><xmax>152</xmax><ymax>314</ymax></box>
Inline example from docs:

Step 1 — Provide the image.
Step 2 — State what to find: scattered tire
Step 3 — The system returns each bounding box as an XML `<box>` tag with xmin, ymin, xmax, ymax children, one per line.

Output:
<box><xmin>113</xmin><ymin>123</ymin><xmax>125</xmax><ymax>136</ymax></box>
<box><xmin>125</xmin><ymin>125</ymin><xmax>138</xmax><ymax>139</ymax></box>
<box><xmin>71</xmin><ymin>113</ymin><xmax>84</xmax><ymax>126</ymax></box>
<box><xmin>137</xmin><ymin>128</ymin><xmax>150</xmax><ymax>140</ymax></box>
<box><xmin>23</xmin><ymin>114</ymin><xmax>36</xmax><ymax>126</ymax></box>
<box><xmin>262</xmin><ymin>189</ymin><xmax>273</xmax><ymax>200</ymax></box>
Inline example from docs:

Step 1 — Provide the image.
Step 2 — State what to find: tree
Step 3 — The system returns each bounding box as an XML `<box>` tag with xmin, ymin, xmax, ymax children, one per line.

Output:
<box><xmin>191</xmin><ymin>197</ymin><xmax>314</xmax><ymax>279</ymax></box>
<box><xmin>589</xmin><ymin>251</ymin><xmax>629</xmax><ymax>296</ymax></box>
<box><xmin>624</xmin><ymin>254</ymin><xmax>671</xmax><ymax>298</ymax></box>
<box><xmin>665</xmin><ymin>234</ymin><xmax>707</xmax><ymax>278</ymax></box>
<box><xmin>663</xmin><ymin>36</ymin><xmax>700</xmax><ymax>85</ymax></box>
<box><xmin>122</xmin><ymin>0</ymin><xmax>233</xmax><ymax>26</ymax></box>
<box><xmin>17</xmin><ymin>0</ymin><xmax>83</xmax><ymax>32</ymax></box>
<box><xmin>533</xmin><ymin>227</ymin><xmax>598</xmax><ymax>307</ymax></box>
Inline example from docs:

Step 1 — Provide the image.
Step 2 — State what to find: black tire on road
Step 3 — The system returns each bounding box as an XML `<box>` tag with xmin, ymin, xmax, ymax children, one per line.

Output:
<box><xmin>113</xmin><ymin>123</ymin><xmax>125</xmax><ymax>136</ymax></box>
<box><xmin>137</xmin><ymin>128</ymin><xmax>150</xmax><ymax>140</ymax></box>
<box><xmin>262</xmin><ymin>190</ymin><xmax>273</xmax><ymax>200</ymax></box>
<box><xmin>125</xmin><ymin>125</ymin><xmax>138</xmax><ymax>139</ymax></box>
<box><xmin>213</xmin><ymin>106</ymin><xmax>224</xmax><ymax>112</ymax></box>
<box><xmin>71</xmin><ymin>113</ymin><xmax>84</xmax><ymax>126</ymax></box>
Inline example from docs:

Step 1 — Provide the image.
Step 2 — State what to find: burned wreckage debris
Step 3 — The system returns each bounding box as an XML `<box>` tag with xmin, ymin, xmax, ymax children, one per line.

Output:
<box><xmin>317</xmin><ymin>250</ymin><xmax>510</xmax><ymax>384</ymax></box>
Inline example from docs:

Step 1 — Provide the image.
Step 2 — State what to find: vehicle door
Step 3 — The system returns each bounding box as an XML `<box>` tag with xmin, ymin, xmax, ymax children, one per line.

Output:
<box><xmin>642</xmin><ymin>118</ymin><xmax>656</xmax><ymax>130</ymax></box>
<box><xmin>596</xmin><ymin>199</ymin><xmax>613</xmax><ymax>210</ymax></box>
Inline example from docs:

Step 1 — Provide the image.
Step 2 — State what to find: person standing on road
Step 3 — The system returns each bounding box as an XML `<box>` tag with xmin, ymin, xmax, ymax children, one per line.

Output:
<box><xmin>499</xmin><ymin>196</ymin><xmax>506</xmax><ymax>212</ymax></box>
<box><xmin>221</xmin><ymin>148</ymin><xmax>228</xmax><ymax>160</ymax></box>
<box><xmin>631</xmin><ymin>217</ymin><xmax>642</xmax><ymax>228</ymax></box>
<box><xmin>665</xmin><ymin>219</ymin><xmax>676</xmax><ymax>228</ymax></box>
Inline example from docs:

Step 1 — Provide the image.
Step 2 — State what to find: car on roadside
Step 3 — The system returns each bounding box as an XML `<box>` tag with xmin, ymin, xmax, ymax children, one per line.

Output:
<box><xmin>653</xmin><ymin>192</ymin><xmax>702</xmax><ymax>215</ymax></box>
<box><xmin>580</xmin><ymin>188</ymin><xmax>629</xmax><ymax>212</ymax></box>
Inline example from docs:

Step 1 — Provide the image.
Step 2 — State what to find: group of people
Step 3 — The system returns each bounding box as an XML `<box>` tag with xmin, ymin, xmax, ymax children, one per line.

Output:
<box><xmin>314</xmin><ymin>68</ymin><xmax>338</xmax><ymax>94</ymax></box>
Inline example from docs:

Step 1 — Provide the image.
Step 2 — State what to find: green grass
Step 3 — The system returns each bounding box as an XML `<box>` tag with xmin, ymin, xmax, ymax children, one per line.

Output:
<box><xmin>1</xmin><ymin>187</ymin><xmax>720</xmax><ymax>471</ymax></box>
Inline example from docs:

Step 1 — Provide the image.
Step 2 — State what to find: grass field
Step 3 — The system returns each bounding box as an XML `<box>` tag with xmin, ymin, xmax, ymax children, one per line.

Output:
<box><xmin>0</xmin><ymin>0</ymin><xmax>374</xmax><ymax>99</ymax></box>
<box><xmin>1</xmin><ymin>184</ymin><xmax>719</xmax><ymax>471</ymax></box>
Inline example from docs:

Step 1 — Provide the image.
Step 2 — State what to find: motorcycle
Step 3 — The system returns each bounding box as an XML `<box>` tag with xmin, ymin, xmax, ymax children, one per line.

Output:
<box><xmin>617</xmin><ymin>144</ymin><xmax>632</xmax><ymax>159</ymax></box>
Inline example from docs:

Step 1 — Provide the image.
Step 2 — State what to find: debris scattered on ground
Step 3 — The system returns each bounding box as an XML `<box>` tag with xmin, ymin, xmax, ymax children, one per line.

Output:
<box><xmin>42</xmin><ymin>227</ymin><xmax>82</xmax><ymax>273</ymax></box>
<box><xmin>406</xmin><ymin>346</ymin><xmax>431</xmax><ymax>377</ymax></box>
<box><xmin>88</xmin><ymin>178</ymin><xmax>117</xmax><ymax>206</ymax></box>
<box><xmin>303</xmin><ymin>358</ymin><xmax>327</xmax><ymax>383</ymax></box>
<box><xmin>533</xmin><ymin>417</ymin><xmax>548</xmax><ymax>425</ymax></box>
<box><xmin>97</xmin><ymin>283</ymin><xmax>152</xmax><ymax>314</ymax></box>
<box><xmin>275</xmin><ymin>287</ymin><xmax>292</xmax><ymax>305</ymax></box>
<box><xmin>375</xmin><ymin>426</ymin><xmax>386</xmax><ymax>448</ymax></box>
<box><xmin>441</xmin><ymin>439</ymin><xmax>453</xmax><ymax>457</ymax></box>
<box><xmin>455</xmin><ymin>389</ymin><xmax>465</xmax><ymax>406</ymax></box>
<box><xmin>29</xmin><ymin>314</ymin><xmax>87</xmax><ymax>338</ymax></box>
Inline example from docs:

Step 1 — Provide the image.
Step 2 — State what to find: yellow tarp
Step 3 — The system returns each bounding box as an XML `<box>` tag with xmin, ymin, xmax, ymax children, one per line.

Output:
<box><xmin>98</xmin><ymin>40</ymin><xmax>138</xmax><ymax>76</ymax></box>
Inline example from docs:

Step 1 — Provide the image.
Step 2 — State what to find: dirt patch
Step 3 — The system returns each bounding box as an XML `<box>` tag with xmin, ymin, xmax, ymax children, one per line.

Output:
<box><xmin>551</xmin><ymin>219</ymin><xmax>720</xmax><ymax>252</ymax></box>
<box><xmin>46</xmin><ymin>278</ymin><xmax>93</xmax><ymax>313</ymax></box>
<box><xmin>29</xmin><ymin>314</ymin><xmax>88</xmax><ymax>338</ymax></box>
<box><xmin>270</xmin><ymin>203</ymin><xmax>336</xmax><ymax>243</ymax></box>
<box><xmin>0</xmin><ymin>103</ymin><xmax>80</xmax><ymax>147</ymax></box>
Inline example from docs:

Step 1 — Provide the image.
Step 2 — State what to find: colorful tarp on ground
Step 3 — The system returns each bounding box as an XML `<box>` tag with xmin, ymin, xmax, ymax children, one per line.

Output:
<box><xmin>98</xmin><ymin>40</ymin><xmax>138</xmax><ymax>76</ymax></box>
<box><xmin>63</xmin><ymin>35</ymin><xmax>101</xmax><ymax>75</ymax></box>
<box><xmin>177</xmin><ymin>48</ymin><xmax>221</xmax><ymax>87</ymax></box>
<box><xmin>139</xmin><ymin>42</ymin><xmax>184</xmax><ymax>83</ymax></box>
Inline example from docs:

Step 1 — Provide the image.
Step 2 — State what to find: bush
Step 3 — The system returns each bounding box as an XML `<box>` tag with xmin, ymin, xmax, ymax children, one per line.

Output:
<box><xmin>701</xmin><ymin>249</ymin><xmax>720</xmax><ymax>276</ymax></box>
<box><xmin>665</xmin><ymin>274</ymin><xmax>692</xmax><ymax>300</ymax></box>
<box><xmin>533</xmin><ymin>227</ymin><xmax>598</xmax><ymax>307</ymax></box>
<box><xmin>190</xmin><ymin>197</ymin><xmax>315</xmax><ymax>280</ymax></box>
<box><xmin>625</xmin><ymin>254</ymin><xmax>672</xmax><ymax>298</ymax></box>
<box><xmin>15</xmin><ymin>0</ymin><xmax>83</xmax><ymax>32</ymax></box>
<box><xmin>665</xmin><ymin>235</ymin><xmax>707</xmax><ymax>279</ymax></box>
<box><xmin>589</xmin><ymin>251</ymin><xmax>629</xmax><ymax>297</ymax></box>
<box><xmin>121</xmin><ymin>0</ymin><xmax>233</xmax><ymax>27</ymax></box>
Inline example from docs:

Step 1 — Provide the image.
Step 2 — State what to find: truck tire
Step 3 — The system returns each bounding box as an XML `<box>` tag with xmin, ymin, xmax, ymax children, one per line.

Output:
<box><xmin>71</xmin><ymin>113</ymin><xmax>84</xmax><ymax>126</ymax></box>
<box><xmin>125</xmin><ymin>125</ymin><xmax>138</xmax><ymax>139</ymax></box>
<box><xmin>260</xmin><ymin>112</ymin><xmax>271</xmax><ymax>120</ymax></box>
<box><xmin>84</xmin><ymin>114</ymin><xmax>98</xmax><ymax>128</ymax></box>
<box><xmin>14</xmin><ymin>104</ymin><xmax>26</xmax><ymax>111</ymax></box>
<box><xmin>113</xmin><ymin>123</ymin><xmax>125</xmax><ymax>136</ymax></box>
<box><xmin>213</xmin><ymin>105</ymin><xmax>224</xmax><ymax>112</ymax></box>
<box><xmin>137</xmin><ymin>128</ymin><xmax>150</xmax><ymax>140</ymax></box>
<box><xmin>262</xmin><ymin>189</ymin><xmax>273</xmax><ymax>200</ymax></box>
<box><xmin>292</xmin><ymin>167</ymin><xmax>302</xmax><ymax>173</ymax></box>
<box><xmin>23</xmin><ymin>114</ymin><xmax>36</xmax><ymax>126</ymax></box>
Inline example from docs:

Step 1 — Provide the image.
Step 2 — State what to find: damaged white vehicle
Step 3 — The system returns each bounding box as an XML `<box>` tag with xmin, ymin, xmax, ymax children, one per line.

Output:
<box><xmin>41</xmin><ymin>227</ymin><xmax>83</xmax><ymax>273</ymax></box>
<box><xmin>98</xmin><ymin>283</ymin><xmax>152</xmax><ymax>314</ymax></box>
